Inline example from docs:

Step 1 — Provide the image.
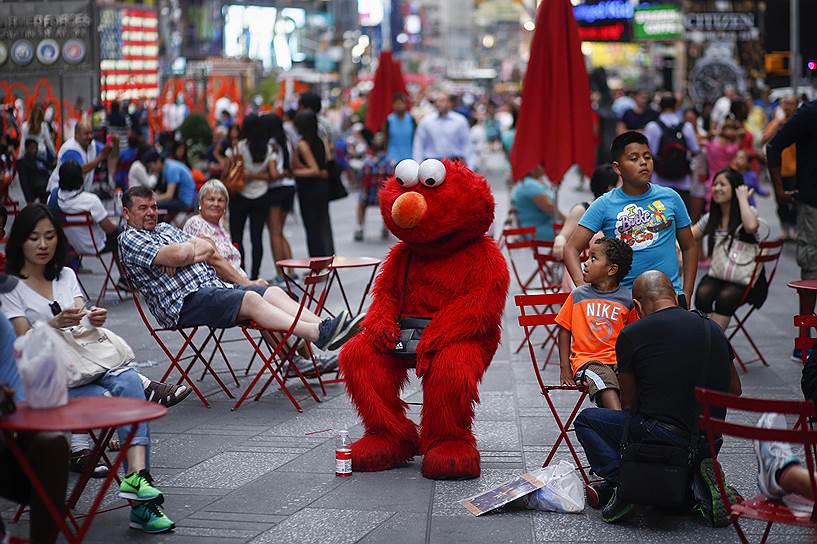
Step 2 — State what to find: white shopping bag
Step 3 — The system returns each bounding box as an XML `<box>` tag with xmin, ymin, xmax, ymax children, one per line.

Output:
<box><xmin>14</xmin><ymin>321</ymin><xmax>71</xmax><ymax>408</ymax></box>
<box><xmin>517</xmin><ymin>460</ymin><xmax>586</xmax><ymax>513</ymax></box>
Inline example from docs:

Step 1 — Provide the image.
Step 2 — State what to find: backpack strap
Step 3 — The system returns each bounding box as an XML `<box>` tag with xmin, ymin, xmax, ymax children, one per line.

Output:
<box><xmin>397</xmin><ymin>252</ymin><xmax>412</xmax><ymax>318</ymax></box>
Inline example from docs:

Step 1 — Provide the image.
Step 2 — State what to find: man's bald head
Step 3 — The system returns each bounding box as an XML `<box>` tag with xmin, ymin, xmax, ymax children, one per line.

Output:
<box><xmin>75</xmin><ymin>122</ymin><xmax>93</xmax><ymax>148</ymax></box>
<box><xmin>632</xmin><ymin>271</ymin><xmax>677</xmax><ymax>316</ymax></box>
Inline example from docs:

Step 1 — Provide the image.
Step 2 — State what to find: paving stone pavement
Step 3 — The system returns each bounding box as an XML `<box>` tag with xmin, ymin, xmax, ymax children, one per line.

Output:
<box><xmin>2</xmin><ymin>154</ymin><xmax>814</xmax><ymax>543</ymax></box>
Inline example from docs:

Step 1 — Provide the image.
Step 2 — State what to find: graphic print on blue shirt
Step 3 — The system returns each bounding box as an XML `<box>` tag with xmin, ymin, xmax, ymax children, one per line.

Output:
<box><xmin>579</xmin><ymin>184</ymin><xmax>690</xmax><ymax>292</ymax></box>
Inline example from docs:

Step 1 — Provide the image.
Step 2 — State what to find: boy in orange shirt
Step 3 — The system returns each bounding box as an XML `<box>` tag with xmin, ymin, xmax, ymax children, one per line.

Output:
<box><xmin>556</xmin><ymin>237</ymin><xmax>635</xmax><ymax>409</ymax></box>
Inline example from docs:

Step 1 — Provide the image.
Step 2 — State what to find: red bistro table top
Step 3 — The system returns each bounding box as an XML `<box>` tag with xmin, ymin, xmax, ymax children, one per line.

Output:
<box><xmin>277</xmin><ymin>256</ymin><xmax>381</xmax><ymax>269</ymax></box>
<box><xmin>787</xmin><ymin>280</ymin><xmax>817</xmax><ymax>292</ymax></box>
<box><xmin>0</xmin><ymin>396</ymin><xmax>166</xmax><ymax>433</ymax></box>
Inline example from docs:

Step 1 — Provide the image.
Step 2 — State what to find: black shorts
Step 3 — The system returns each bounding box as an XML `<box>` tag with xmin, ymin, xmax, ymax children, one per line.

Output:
<box><xmin>178</xmin><ymin>285</ymin><xmax>268</xmax><ymax>328</ymax></box>
<box><xmin>268</xmin><ymin>186</ymin><xmax>295</xmax><ymax>213</ymax></box>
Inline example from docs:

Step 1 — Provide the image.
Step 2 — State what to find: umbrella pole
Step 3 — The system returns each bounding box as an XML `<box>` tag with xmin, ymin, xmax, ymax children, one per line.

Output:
<box><xmin>382</xmin><ymin>0</ymin><xmax>391</xmax><ymax>52</ymax></box>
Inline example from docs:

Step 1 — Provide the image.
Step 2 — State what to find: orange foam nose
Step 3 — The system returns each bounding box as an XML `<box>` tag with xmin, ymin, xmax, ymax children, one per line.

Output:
<box><xmin>391</xmin><ymin>191</ymin><xmax>427</xmax><ymax>229</ymax></box>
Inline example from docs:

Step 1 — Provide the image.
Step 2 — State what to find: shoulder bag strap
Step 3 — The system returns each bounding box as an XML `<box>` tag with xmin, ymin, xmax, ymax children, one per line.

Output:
<box><xmin>397</xmin><ymin>252</ymin><xmax>411</xmax><ymax>319</ymax></box>
<box><xmin>691</xmin><ymin>316</ymin><xmax>711</xmax><ymax>451</ymax></box>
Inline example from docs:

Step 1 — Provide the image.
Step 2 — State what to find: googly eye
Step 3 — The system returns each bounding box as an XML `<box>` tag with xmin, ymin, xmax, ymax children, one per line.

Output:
<box><xmin>418</xmin><ymin>159</ymin><xmax>446</xmax><ymax>187</ymax></box>
<box><xmin>394</xmin><ymin>159</ymin><xmax>420</xmax><ymax>187</ymax></box>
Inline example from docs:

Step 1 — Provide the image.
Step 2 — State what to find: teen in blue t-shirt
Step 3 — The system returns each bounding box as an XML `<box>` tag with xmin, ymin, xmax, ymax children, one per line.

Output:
<box><xmin>159</xmin><ymin>158</ymin><xmax>195</xmax><ymax>210</ymax></box>
<box><xmin>565</xmin><ymin>131</ymin><xmax>698</xmax><ymax>306</ymax></box>
<box><xmin>511</xmin><ymin>174</ymin><xmax>557</xmax><ymax>241</ymax></box>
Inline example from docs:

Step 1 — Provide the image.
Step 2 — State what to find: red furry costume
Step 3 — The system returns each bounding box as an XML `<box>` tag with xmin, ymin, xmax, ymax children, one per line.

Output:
<box><xmin>339</xmin><ymin>159</ymin><xmax>509</xmax><ymax>480</ymax></box>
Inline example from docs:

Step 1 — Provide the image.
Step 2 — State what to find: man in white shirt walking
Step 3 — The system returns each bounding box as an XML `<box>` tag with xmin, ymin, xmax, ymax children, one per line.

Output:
<box><xmin>47</xmin><ymin>122</ymin><xmax>112</xmax><ymax>192</ymax></box>
<box><xmin>413</xmin><ymin>94</ymin><xmax>474</xmax><ymax>168</ymax></box>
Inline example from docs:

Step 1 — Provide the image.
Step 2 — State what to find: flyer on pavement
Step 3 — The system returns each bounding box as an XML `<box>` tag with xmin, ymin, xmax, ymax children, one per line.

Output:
<box><xmin>460</xmin><ymin>470</ymin><xmax>548</xmax><ymax>516</ymax></box>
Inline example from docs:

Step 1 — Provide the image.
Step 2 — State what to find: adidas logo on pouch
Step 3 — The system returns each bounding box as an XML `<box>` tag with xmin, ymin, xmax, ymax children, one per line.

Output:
<box><xmin>395</xmin><ymin>342</ymin><xmax>404</xmax><ymax>350</ymax></box>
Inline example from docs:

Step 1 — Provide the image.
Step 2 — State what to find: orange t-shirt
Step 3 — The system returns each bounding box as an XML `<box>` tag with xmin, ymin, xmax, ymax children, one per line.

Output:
<box><xmin>555</xmin><ymin>284</ymin><xmax>637</xmax><ymax>375</ymax></box>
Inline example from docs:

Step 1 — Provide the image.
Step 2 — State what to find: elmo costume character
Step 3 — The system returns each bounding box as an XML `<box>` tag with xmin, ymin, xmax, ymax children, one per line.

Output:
<box><xmin>339</xmin><ymin>159</ymin><xmax>509</xmax><ymax>480</ymax></box>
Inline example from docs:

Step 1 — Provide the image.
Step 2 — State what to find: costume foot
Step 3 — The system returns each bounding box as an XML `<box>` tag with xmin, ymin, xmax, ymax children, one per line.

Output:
<box><xmin>421</xmin><ymin>440</ymin><xmax>480</xmax><ymax>480</ymax></box>
<box><xmin>351</xmin><ymin>434</ymin><xmax>419</xmax><ymax>472</ymax></box>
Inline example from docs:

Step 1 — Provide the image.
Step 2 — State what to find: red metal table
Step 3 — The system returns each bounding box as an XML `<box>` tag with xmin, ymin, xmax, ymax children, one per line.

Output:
<box><xmin>787</xmin><ymin>280</ymin><xmax>817</xmax><ymax>362</ymax></box>
<box><xmin>277</xmin><ymin>256</ymin><xmax>381</xmax><ymax>317</ymax></box>
<box><xmin>0</xmin><ymin>397</ymin><xmax>166</xmax><ymax>543</ymax></box>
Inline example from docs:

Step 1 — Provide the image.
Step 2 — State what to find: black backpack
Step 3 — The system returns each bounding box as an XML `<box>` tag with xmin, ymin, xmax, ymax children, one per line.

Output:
<box><xmin>655</xmin><ymin>120</ymin><xmax>690</xmax><ymax>181</ymax></box>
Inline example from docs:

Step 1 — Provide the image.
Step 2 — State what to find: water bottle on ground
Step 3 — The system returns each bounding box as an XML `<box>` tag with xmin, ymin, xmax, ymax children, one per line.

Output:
<box><xmin>335</xmin><ymin>430</ymin><xmax>352</xmax><ymax>477</ymax></box>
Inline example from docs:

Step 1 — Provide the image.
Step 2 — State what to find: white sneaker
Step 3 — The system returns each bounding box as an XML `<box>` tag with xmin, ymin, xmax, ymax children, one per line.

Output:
<box><xmin>293</xmin><ymin>352</ymin><xmax>338</xmax><ymax>374</ymax></box>
<box><xmin>754</xmin><ymin>412</ymin><xmax>801</xmax><ymax>499</ymax></box>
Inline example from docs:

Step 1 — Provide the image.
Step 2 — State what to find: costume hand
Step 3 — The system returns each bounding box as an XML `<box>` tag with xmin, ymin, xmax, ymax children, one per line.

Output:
<box><xmin>735</xmin><ymin>185</ymin><xmax>754</xmax><ymax>201</ymax></box>
<box><xmin>87</xmin><ymin>306</ymin><xmax>107</xmax><ymax>327</ymax></box>
<box><xmin>415</xmin><ymin>354</ymin><xmax>432</xmax><ymax>378</ymax></box>
<box><xmin>367</xmin><ymin>320</ymin><xmax>401</xmax><ymax>353</ymax></box>
<box><xmin>50</xmin><ymin>307</ymin><xmax>85</xmax><ymax>328</ymax></box>
<box><xmin>560</xmin><ymin>367</ymin><xmax>576</xmax><ymax>387</ymax></box>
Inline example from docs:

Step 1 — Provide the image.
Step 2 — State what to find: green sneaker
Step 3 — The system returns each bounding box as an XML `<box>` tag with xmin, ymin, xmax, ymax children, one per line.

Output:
<box><xmin>695</xmin><ymin>458</ymin><xmax>742</xmax><ymax>527</ymax></box>
<box><xmin>601</xmin><ymin>488</ymin><xmax>634</xmax><ymax>523</ymax></box>
<box><xmin>119</xmin><ymin>470</ymin><xmax>163</xmax><ymax>503</ymax></box>
<box><xmin>129</xmin><ymin>503</ymin><xmax>175</xmax><ymax>534</ymax></box>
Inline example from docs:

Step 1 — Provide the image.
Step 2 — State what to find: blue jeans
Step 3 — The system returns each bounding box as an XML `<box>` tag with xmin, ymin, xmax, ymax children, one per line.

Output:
<box><xmin>69</xmin><ymin>368</ymin><xmax>150</xmax><ymax>471</ymax></box>
<box><xmin>0</xmin><ymin>316</ymin><xmax>23</xmax><ymax>401</ymax></box>
<box><xmin>574</xmin><ymin>408</ymin><xmax>689</xmax><ymax>484</ymax></box>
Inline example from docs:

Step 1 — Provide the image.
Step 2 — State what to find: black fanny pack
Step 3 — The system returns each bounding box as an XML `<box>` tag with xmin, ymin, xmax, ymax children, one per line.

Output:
<box><xmin>618</xmin><ymin>437</ymin><xmax>695</xmax><ymax>508</ymax></box>
<box><xmin>393</xmin><ymin>316</ymin><xmax>431</xmax><ymax>358</ymax></box>
<box><xmin>390</xmin><ymin>253</ymin><xmax>431</xmax><ymax>358</ymax></box>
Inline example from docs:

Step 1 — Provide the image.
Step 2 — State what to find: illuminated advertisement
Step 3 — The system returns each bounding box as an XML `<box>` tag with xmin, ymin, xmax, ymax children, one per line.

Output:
<box><xmin>574</xmin><ymin>0</ymin><xmax>632</xmax><ymax>43</ymax></box>
<box><xmin>99</xmin><ymin>6</ymin><xmax>160</xmax><ymax>102</ymax></box>
<box><xmin>634</xmin><ymin>5</ymin><xmax>683</xmax><ymax>41</ymax></box>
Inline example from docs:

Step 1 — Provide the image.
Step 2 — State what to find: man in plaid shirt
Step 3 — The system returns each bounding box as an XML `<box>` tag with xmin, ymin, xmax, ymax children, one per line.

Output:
<box><xmin>118</xmin><ymin>186</ymin><xmax>361</xmax><ymax>350</ymax></box>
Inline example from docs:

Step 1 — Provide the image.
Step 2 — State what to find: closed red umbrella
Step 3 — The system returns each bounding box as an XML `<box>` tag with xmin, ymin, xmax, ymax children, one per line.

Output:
<box><xmin>509</xmin><ymin>0</ymin><xmax>595</xmax><ymax>183</ymax></box>
<box><xmin>365</xmin><ymin>50</ymin><xmax>409</xmax><ymax>134</ymax></box>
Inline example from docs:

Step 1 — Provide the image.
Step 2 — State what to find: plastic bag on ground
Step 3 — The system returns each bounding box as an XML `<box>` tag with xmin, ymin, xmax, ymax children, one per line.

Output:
<box><xmin>517</xmin><ymin>460</ymin><xmax>585</xmax><ymax>513</ymax></box>
<box><xmin>15</xmin><ymin>321</ymin><xmax>70</xmax><ymax>408</ymax></box>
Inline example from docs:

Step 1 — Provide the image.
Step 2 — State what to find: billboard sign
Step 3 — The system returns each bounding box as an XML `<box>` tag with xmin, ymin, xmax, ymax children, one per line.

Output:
<box><xmin>574</xmin><ymin>0</ymin><xmax>632</xmax><ymax>43</ymax></box>
<box><xmin>0</xmin><ymin>1</ymin><xmax>94</xmax><ymax>72</ymax></box>
<box><xmin>634</xmin><ymin>5</ymin><xmax>683</xmax><ymax>41</ymax></box>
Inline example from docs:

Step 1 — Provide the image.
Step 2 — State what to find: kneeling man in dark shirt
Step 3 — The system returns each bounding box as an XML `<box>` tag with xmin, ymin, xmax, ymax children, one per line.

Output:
<box><xmin>574</xmin><ymin>270</ymin><xmax>741</xmax><ymax>523</ymax></box>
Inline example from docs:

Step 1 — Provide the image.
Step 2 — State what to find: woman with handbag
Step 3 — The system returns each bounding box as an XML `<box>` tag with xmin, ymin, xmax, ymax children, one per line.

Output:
<box><xmin>292</xmin><ymin>111</ymin><xmax>335</xmax><ymax>257</ymax></box>
<box><xmin>225</xmin><ymin>114</ymin><xmax>275</xmax><ymax>280</ymax></box>
<box><xmin>692</xmin><ymin>167</ymin><xmax>766</xmax><ymax>330</ymax></box>
<box><xmin>0</xmin><ymin>204</ymin><xmax>180</xmax><ymax>533</ymax></box>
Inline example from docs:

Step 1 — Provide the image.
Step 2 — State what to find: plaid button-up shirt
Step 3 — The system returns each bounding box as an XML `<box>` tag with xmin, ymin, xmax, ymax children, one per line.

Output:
<box><xmin>119</xmin><ymin>223</ymin><xmax>230</xmax><ymax>328</ymax></box>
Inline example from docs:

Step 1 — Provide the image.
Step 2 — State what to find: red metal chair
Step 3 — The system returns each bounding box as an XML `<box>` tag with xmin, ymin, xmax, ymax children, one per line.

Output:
<box><xmin>515</xmin><ymin>293</ymin><xmax>599</xmax><ymax>496</ymax></box>
<box><xmin>726</xmin><ymin>239</ymin><xmax>785</xmax><ymax>372</ymax></box>
<box><xmin>496</xmin><ymin>207</ymin><xmax>518</xmax><ymax>250</ymax></box>
<box><xmin>794</xmin><ymin>315</ymin><xmax>817</xmax><ymax>364</ymax></box>
<box><xmin>233</xmin><ymin>257</ymin><xmax>334</xmax><ymax>412</ymax></box>
<box><xmin>57</xmin><ymin>210</ymin><xmax>126</xmax><ymax>306</ymax></box>
<box><xmin>696</xmin><ymin>387</ymin><xmax>817</xmax><ymax>543</ymax></box>
<box><xmin>124</xmin><ymin>269</ymin><xmax>239</xmax><ymax>408</ymax></box>
<box><xmin>2</xmin><ymin>195</ymin><xmax>19</xmax><ymax>217</ymax></box>
<box><xmin>502</xmin><ymin>227</ymin><xmax>561</xmax><ymax>296</ymax></box>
